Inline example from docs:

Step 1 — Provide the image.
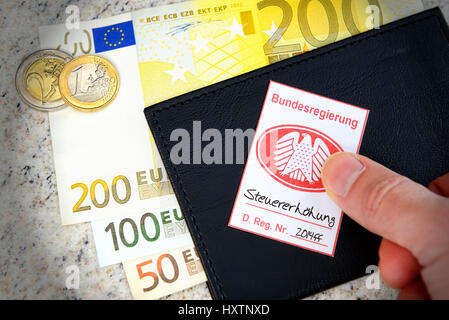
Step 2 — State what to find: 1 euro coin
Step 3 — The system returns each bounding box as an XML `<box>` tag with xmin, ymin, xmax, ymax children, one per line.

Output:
<box><xmin>58</xmin><ymin>55</ymin><xmax>119</xmax><ymax>112</ymax></box>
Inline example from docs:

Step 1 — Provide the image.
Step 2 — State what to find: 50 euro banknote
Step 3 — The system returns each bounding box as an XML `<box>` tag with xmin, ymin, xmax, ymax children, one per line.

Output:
<box><xmin>123</xmin><ymin>244</ymin><xmax>205</xmax><ymax>300</ymax></box>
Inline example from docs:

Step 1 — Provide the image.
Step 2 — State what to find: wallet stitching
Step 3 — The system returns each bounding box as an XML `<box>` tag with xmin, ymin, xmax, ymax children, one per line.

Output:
<box><xmin>149</xmin><ymin>12</ymin><xmax>446</xmax><ymax>300</ymax></box>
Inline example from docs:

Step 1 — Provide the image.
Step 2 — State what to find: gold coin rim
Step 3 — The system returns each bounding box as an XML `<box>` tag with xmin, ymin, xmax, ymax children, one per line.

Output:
<box><xmin>58</xmin><ymin>55</ymin><xmax>120</xmax><ymax>112</ymax></box>
<box><xmin>26</xmin><ymin>58</ymin><xmax>64</xmax><ymax>103</ymax></box>
<box><xmin>15</xmin><ymin>49</ymin><xmax>73</xmax><ymax>112</ymax></box>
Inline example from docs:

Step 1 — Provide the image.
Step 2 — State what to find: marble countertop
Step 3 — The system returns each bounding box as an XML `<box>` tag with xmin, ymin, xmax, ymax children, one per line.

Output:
<box><xmin>0</xmin><ymin>0</ymin><xmax>447</xmax><ymax>300</ymax></box>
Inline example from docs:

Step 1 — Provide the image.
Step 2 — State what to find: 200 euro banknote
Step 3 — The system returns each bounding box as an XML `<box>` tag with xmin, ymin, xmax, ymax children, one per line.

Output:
<box><xmin>134</xmin><ymin>0</ymin><xmax>424</xmax><ymax>106</ymax></box>
<box><xmin>39</xmin><ymin>13</ymin><xmax>176</xmax><ymax>226</ymax></box>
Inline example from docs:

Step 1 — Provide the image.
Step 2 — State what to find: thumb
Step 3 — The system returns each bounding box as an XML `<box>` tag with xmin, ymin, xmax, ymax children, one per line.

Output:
<box><xmin>321</xmin><ymin>152</ymin><xmax>449</xmax><ymax>268</ymax></box>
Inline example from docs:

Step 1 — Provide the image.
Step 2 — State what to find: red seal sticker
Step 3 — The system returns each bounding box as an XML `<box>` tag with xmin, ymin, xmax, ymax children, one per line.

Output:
<box><xmin>256</xmin><ymin>125</ymin><xmax>343</xmax><ymax>192</ymax></box>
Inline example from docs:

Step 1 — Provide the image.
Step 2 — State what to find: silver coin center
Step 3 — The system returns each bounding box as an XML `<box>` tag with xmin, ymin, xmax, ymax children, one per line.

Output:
<box><xmin>67</xmin><ymin>63</ymin><xmax>111</xmax><ymax>102</ymax></box>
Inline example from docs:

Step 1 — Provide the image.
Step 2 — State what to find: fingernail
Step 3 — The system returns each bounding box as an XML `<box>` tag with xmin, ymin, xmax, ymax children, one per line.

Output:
<box><xmin>322</xmin><ymin>153</ymin><xmax>365</xmax><ymax>197</ymax></box>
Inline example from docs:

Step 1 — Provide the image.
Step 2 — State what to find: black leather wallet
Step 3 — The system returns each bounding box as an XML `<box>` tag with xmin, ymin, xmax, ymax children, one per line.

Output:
<box><xmin>144</xmin><ymin>8</ymin><xmax>449</xmax><ymax>299</ymax></box>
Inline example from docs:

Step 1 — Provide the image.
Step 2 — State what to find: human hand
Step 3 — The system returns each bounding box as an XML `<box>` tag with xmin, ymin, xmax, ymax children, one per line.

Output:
<box><xmin>321</xmin><ymin>152</ymin><xmax>449</xmax><ymax>299</ymax></box>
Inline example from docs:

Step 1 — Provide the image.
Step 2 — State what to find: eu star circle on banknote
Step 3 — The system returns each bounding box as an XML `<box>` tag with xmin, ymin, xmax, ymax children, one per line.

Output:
<box><xmin>59</xmin><ymin>55</ymin><xmax>119</xmax><ymax>112</ymax></box>
<box><xmin>15</xmin><ymin>49</ymin><xmax>73</xmax><ymax>112</ymax></box>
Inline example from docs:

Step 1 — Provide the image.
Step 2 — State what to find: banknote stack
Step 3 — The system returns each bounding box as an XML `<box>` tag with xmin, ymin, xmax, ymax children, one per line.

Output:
<box><xmin>17</xmin><ymin>0</ymin><xmax>424</xmax><ymax>299</ymax></box>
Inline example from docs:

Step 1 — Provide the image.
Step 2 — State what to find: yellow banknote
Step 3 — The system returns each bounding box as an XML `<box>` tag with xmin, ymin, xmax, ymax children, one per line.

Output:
<box><xmin>133</xmin><ymin>0</ymin><xmax>423</xmax><ymax>106</ymax></box>
<box><xmin>123</xmin><ymin>244</ymin><xmax>206</xmax><ymax>299</ymax></box>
